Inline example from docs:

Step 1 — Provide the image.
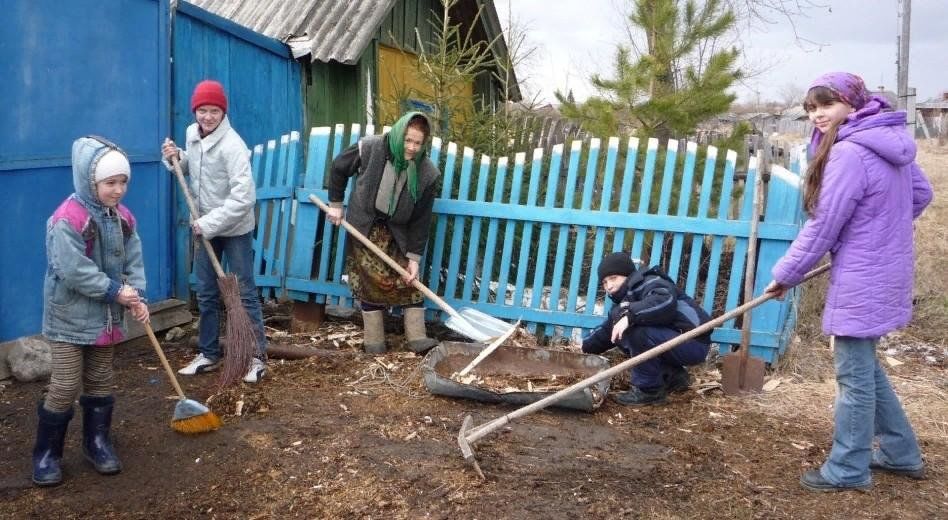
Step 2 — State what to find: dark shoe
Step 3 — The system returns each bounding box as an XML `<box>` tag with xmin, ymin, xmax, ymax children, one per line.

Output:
<box><xmin>799</xmin><ymin>469</ymin><xmax>870</xmax><ymax>492</ymax></box>
<box><xmin>80</xmin><ymin>395</ymin><xmax>122</xmax><ymax>475</ymax></box>
<box><xmin>664</xmin><ymin>368</ymin><xmax>691</xmax><ymax>394</ymax></box>
<box><xmin>614</xmin><ymin>387</ymin><xmax>667</xmax><ymax>406</ymax></box>
<box><xmin>869</xmin><ymin>460</ymin><xmax>926</xmax><ymax>480</ymax></box>
<box><xmin>32</xmin><ymin>402</ymin><xmax>74</xmax><ymax>487</ymax></box>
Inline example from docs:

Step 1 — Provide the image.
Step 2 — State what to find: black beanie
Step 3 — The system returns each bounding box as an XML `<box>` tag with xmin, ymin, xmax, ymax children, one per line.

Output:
<box><xmin>597</xmin><ymin>252</ymin><xmax>636</xmax><ymax>280</ymax></box>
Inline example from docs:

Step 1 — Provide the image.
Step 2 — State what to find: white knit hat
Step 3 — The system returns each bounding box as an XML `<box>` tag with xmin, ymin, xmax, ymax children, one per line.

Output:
<box><xmin>94</xmin><ymin>150</ymin><xmax>131</xmax><ymax>183</ymax></box>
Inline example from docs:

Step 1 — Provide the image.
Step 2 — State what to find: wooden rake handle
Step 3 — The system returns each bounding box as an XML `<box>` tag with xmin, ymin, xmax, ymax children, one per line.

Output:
<box><xmin>308</xmin><ymin>194</ymin><xmax>463</xmax><ymax>321</ymax></box>
<box><xmin>142</xmin><ymin>321</ymin><xmax>187</xmax><ymax>400</ymax></box>
<box><xmin>464</xmin><ymin>263</ymin><xmax>831</xmax><ymax>445</ymax></box>
<box><xmin>170</xmin><ymin>155</ymin><xmax>227</xmax><ymax>279</ymax></box>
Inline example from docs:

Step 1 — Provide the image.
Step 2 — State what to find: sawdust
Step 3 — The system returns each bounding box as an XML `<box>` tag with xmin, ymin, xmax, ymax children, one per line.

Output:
<box><xmin>453</xmin><ymin>372</ymin><xmax>586</xmax><ymax>393</ymax></box>
<box><xmin>207</xmin><ymin>387</ymin><xmax>272</xmax><ymax>417</ymax></box>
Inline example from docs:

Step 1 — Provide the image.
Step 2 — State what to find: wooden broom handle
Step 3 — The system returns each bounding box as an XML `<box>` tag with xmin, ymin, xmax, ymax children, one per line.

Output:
<box><xmin>143</xmin><ymin>321</ymin><xmax>187</xmax><ymax>400</ymax></box>
<box><xmin>170</xmin><ymin>156</ymin><xmax>227</xmax><ymax>279</ymax></box>
<box><xmin>308</xmin><ymin>194</ymin><xmax>463</xmax><ymax>321</ymax></box>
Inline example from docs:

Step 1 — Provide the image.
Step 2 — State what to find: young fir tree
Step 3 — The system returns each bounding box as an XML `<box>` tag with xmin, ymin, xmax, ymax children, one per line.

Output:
<box><xmin>557</xmin><ymin>0</ymin><xmax>740</xmax><ymax>140</ymax></box>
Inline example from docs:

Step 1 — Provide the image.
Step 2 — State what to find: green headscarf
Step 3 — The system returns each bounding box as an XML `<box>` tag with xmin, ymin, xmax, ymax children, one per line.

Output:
<box><xmin>387</xmin><ymin>111</ymin><xmax>430</xmax><ymax>203</ymax></box>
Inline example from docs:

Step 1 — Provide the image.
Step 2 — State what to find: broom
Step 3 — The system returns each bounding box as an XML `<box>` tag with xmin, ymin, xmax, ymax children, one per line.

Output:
<box><xmin>142</xmin><ymin>321</ymin><xmax>222</xmax><ymax>433</ymax></box>
<box><xmin>170</xmin><ymin>156</ymin><xmax>257</xmax><ymax>387</ymax></box>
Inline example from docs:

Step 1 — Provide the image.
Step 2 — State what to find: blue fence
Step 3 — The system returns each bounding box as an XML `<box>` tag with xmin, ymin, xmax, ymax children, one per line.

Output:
<box><xmin>246</xmin><ymin>124</ymin><xmax>804</xmax><ymax>363</ymax></box>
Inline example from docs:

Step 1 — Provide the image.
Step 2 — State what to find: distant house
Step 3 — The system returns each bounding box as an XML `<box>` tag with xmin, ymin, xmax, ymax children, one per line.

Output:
<box><xmin>739</xmin><ymin>112</ymin><xmax>778</xmax><ymax>135</ymax></box>
<box><xmin>917</xmin><ymin>92</ymin><xmax>948</xmax><ymax>139</ymax></box>
<box><xmin>190</xmin><ymin>0</ymin><xmax>520</xmax><ymax>129</ymax></box>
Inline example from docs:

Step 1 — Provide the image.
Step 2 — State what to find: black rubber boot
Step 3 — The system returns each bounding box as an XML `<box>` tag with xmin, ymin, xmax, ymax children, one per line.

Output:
<box><xmin>32</xmin><ymin>402</ymin><xmax>74</xmax><ymax>487</ymax></box>
<box><xmin>614</xmin><ymin>386</ymin><xmax>668</xmax><ymax>406</ymax></box>
<box><xmin>79</xmin><ymin>395</ymin><xmax>122</xmax><ymax>475</ymax></box>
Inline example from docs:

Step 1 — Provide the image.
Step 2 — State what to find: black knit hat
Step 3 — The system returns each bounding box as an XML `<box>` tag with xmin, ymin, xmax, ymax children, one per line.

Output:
<box><xmin>597</xmin><ymin>252</ymin><xmax>636</xmax><ymax>280</ymax></box>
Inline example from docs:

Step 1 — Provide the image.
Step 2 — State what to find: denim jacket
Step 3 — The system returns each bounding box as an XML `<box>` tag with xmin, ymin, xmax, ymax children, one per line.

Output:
<box><xmin>43</xmin><ymin>137</ymin><xmax>146</xmax><ymax>345</ymax></box>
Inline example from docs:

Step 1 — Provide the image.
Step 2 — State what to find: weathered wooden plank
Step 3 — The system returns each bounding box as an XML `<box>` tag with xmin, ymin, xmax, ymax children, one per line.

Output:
<box><xmin>444</xmin><ymin>147</ymin><xmax>475</xmax><ymax>300</ymax></box>
<box><xmin>578</xmin><ymin>138</ymin><xmax>600</xmax><ymax>317</ymax></box>
<box><xmin>685</xmin><ymin>145</ymin><xmax>718</xmax><ymax>296</ymax></box>
<box><xmin>701</xmin><ymin>149</ymin><xmax>737</xmax><ymax>312</ymax></box>
<box><xmin>462</xmin><ymin>155</ymin><xmax>491</xmax><ymax>302</ymax></box>
<box><xmin>513</xmin><ymin>148</ymin><xmax>544</xmax><ymax>311</ymax></box>
<box><xmin>427</xmin><ymin>142</ymin><xmax>458</xmax><ymax>297</ymax></box>
<box><xmin>667</xmin><ymin>141</ymin><xmax>698</xmax><ymax>280</ymax></box>
<box><xmin>612</xmin><ymin>137</ymin><xmax>640</xmax><ymax>250</ymax></box>
<box><xmin>649</xmin><ymin>139</ymin><xmax>679</xmax><ymax>266</ymax></box>
<box><xmin>478</xmin><ymin>157</ymin><xmax>508</xmax><ymax>305</ymax></box>
<box><xmin>631</xmin><ymin>138</ymin><xmax>659</xmax><ymax>260</ymax></box>
<box><xmin>496</xmin><ymin>152</ymin><xmax>526</xmax><ymax>307</ymax></box>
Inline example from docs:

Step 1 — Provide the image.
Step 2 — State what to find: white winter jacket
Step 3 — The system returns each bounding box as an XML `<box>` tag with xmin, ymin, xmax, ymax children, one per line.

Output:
<box><xmin>164</xmin><ymin>116</ymin><xmax>256</xmax><ymax>239</ymax></box>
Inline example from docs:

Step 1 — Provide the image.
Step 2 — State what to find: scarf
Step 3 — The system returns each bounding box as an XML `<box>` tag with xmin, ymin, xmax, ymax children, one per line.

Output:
<box><xmin>807</xmin><ymin>72</ymin><xmax>892</xmax><ymax>155</ymax></box>
<box><xmin>386</xmin><ymin>111</ymin><xmax>430</xmax><ymax>204</ymax></box>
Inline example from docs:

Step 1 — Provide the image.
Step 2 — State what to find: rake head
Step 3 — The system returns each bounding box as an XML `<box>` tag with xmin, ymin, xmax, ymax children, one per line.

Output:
<box><xmin>457</xmin><ymin>415</ymin><xmax>485</xmax><ymax>479</ymax></box>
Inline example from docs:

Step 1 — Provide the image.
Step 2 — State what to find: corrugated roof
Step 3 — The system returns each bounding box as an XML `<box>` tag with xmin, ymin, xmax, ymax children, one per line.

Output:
<box><xmin>187</xmin><ymin>0</ymin><xmax>398</xmax><ymax>64</ymax></box>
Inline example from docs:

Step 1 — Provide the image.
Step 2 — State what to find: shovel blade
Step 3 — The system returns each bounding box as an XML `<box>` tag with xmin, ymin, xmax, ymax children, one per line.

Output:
<box><xmin>445</xmin><ymin>307</ymin><xmax>516</xmax><ymax>343</ymax></box>
<box><xmin>720</xmin><ymin>352</ymin><xmax>766</xmax><ymax>395</ymax></box>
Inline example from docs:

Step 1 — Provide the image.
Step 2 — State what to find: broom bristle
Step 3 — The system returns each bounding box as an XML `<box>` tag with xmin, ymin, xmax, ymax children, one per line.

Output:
<box><xmin>171</xmin><ymin>412</ymin><xmax>223</xmax><ymax>434</ymax></box>
<box><xmin>216</xmin><ymin>274</ymin><xmax>258</xmax><ymax>387</ymax></box>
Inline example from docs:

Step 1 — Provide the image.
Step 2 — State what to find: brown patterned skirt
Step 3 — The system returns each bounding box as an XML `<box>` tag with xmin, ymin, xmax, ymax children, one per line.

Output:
<box><xmin>346</xmin><ymin>223</ymin><xmax>423</xmax><ymax>307</ymax></box>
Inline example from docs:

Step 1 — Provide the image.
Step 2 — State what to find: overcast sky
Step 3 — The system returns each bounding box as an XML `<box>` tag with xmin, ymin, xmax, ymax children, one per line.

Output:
<box><xmin>502</xmin><ymin>0</ymin><xmax>948</xmax><ymax>106</ymax></box>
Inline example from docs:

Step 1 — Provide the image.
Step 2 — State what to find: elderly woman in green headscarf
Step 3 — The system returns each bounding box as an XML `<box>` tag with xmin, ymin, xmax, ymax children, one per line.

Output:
<box><xmin>326</xmin><ymin>112</ymin><xmax>441</xmax><ymax>354</ymax></box>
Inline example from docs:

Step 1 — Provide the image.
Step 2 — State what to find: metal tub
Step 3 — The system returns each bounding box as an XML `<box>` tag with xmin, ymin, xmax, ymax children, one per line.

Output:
<box><xmin>421</xmin><ymin>341</ymin><xmax>613</xmax><ymax>412</ymax></box>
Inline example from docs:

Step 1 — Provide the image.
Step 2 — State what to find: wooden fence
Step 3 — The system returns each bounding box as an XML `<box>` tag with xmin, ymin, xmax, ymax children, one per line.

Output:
<box><xmin>242</xmin><ymin>124</ymin><xmax>805</xmax><ymax>363</ymax></box>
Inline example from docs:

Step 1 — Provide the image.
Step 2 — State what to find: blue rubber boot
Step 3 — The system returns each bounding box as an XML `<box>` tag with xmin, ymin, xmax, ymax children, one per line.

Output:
<box><xmin>32</xmin><ymin>402</ymin><xmax>74</xmax><ymax>487</ymax></box>
<box><xmin>79</xmin><ymin>395</ymin><xmax>122</xmax><ymax>475</ymax></box>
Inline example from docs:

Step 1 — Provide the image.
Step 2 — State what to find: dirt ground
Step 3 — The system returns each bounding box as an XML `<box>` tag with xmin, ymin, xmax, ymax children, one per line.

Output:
<box><xmin>1</xmin><ymin>144</ymin><xmax>946</xmax><ymax>519</ymax></box>
<box><xmin>1</xmin><ymin>313</ymin><xmax>945</xmax><ymax>520</ymax></box>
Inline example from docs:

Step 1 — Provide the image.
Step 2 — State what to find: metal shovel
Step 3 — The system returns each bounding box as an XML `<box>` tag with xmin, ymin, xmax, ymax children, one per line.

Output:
<box><xmin>309</xmin><ymin>194</ymin><xmax>515</xmax><ymax>342</ymax></box>
<box><xmin>457</xmin><ymin>263</ymin><xmax>831</xmax><ymax>479</ymax></box>
<box><xmin>721</xmin><ymin>154</ymin><xmax>766</xmax><ymax>395</ymax></box>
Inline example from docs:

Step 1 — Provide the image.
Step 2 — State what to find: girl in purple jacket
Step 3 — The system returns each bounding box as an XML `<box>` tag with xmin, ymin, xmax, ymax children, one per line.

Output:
<box><xmin>767</xmin><ymin>72</ymin><xmax>933</xmax><ymax>492</ymax></box>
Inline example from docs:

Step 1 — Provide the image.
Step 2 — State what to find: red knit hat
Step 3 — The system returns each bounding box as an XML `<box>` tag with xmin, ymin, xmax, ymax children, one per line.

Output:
<box><xmin>190</xmin><ymin>80</ymin><xmax>228</xmax><ymax>113</ymax></box>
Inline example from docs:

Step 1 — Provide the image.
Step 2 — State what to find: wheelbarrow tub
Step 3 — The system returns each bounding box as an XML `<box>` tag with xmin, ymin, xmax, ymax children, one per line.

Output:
<box><xmin>422</xmin><ymin>341</ymin><xmax>612</xmax><ymax>412</ymax></box>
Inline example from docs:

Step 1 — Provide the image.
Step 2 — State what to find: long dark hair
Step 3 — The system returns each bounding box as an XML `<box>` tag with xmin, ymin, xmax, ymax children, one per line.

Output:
<box><xmin>802</xmin><ymin>86</ymin><xmax>844</xmax><ymax>214</ymax></box>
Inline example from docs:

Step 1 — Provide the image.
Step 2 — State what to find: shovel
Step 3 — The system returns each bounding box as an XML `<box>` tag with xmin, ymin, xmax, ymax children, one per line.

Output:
<box><xmin>457</xmin><ymin>263</ymin><xmax>831</xmax><ymax>479</ymax></box>
<box><xmin>309</xmin><ymin>194</ymin><xmax>515</xmax><ymax>342</ymax></box>
<box><xmin>721</xmin><ymin>155</ymin><xmax>766</xmax><ymax>395</ymax></box>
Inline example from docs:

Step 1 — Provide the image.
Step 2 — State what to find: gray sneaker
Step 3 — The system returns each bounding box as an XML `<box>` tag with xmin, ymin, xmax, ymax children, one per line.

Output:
<box><xmin>178</xmin><ymin>354</ymin><xmax>221</xmax><ymax>375</ymax></box>
<box><xmin>242</xmin><ymin>358</ymin><xmax>267</xmax><ymax>384</ymax></box>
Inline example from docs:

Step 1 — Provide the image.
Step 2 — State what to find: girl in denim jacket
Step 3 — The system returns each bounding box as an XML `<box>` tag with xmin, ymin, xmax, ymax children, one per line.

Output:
<box><xmin>32</xmin><ymin>136</ymin><xmax>149</xmax><ymax>487</ymax></box>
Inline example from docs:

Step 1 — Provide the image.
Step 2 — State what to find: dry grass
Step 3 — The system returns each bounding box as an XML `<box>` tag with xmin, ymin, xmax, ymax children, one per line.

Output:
<box><xmin>760</xmin><ymin>141</ymin><xmax>948</xmax><ymax>443</ymax></box>
<box><xmin>907</xmin><ymin>140</ymin><xmax>948</xmax><ymax>345</ymax></box>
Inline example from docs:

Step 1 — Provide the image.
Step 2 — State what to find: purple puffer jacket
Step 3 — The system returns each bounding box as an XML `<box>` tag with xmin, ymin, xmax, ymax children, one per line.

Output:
<box><xmin>772</xmin><ymin>110</ymin><xmax>933</xmax><ymax>337</ymax></box>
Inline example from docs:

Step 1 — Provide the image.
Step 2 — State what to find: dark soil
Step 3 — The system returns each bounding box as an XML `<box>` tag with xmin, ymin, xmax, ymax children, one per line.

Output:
<box><xmin>1</xmin><ymin>313</ymin><xmax>945</xmax><ymax>519</ymax></box>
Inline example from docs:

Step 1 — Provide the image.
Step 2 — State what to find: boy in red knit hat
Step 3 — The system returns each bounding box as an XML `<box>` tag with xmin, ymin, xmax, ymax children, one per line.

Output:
<box><xmin>161</xmin><ymin>80</ymin><xmax>268</xmax><ymax>383</ymax></box>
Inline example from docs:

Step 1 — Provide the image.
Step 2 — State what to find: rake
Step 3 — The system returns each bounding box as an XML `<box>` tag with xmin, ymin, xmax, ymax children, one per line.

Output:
<box><xmin>457</xmin><ymin>263</ymin><xmax>831</xmax><ymax>478</ymax></box>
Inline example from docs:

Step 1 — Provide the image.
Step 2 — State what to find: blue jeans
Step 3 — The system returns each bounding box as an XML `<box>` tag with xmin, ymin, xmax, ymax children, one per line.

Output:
<box><xmin>194</xmin><ymin>232</ymin><xmax>267</xmax><ymax>361</ymax></box>
<box><xmin>821</xmin><ymin>336</ymin><xmax>923</xmax><ymax>486</ymax></box>
<box><xmin>620</xmin><ymin>326</ymin><xmax>710</xmax><ymax>391</ymax></box>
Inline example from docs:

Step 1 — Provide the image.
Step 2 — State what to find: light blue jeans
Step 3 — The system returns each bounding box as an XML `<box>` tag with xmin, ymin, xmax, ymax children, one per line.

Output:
<box><xmin>820</xmin><ymin>336</ymin><xmax>923</xmax><ymax>486</ymax></box>
<box><xmin>194</xmin><ymin>232</ymin><xmax>267</xmax><ymax>361</ymax></box>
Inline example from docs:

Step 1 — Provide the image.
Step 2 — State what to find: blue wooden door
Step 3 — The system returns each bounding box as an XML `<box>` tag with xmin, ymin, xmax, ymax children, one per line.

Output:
<box><xmin>0</xmin><ymin>0</ymin><xmax>171</xmax><ymax>342</ymax></box>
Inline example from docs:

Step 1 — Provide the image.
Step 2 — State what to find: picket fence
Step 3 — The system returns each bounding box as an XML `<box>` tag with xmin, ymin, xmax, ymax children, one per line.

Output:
<box><xmin>243</xmin><ymin>124</ymin><xmax>805</xmax><ymax>363</ymax></box>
